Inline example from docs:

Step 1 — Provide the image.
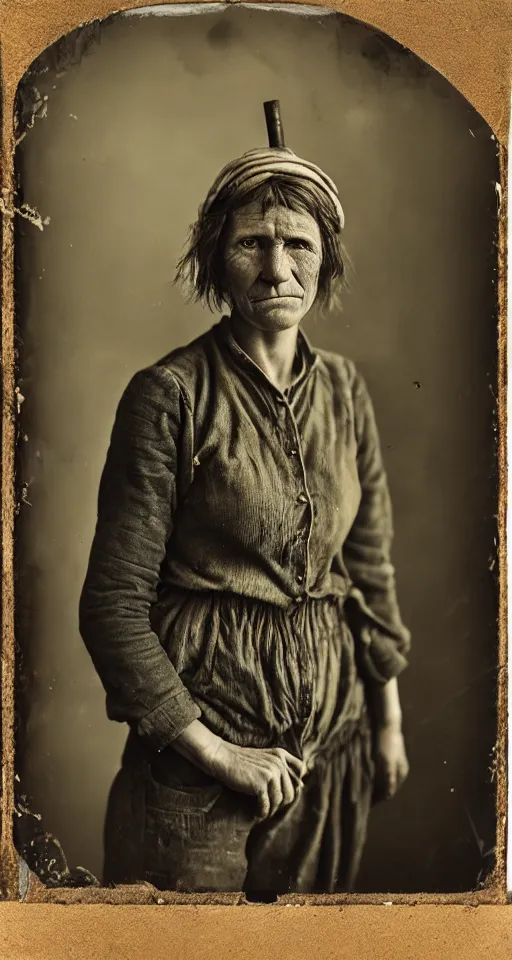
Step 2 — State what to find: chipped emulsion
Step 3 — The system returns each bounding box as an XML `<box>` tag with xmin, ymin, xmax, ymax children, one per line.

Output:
<box><xmin>0</xmin><ymin>193</ymin><xmax>50</xmax><ymax>232</ymax></box>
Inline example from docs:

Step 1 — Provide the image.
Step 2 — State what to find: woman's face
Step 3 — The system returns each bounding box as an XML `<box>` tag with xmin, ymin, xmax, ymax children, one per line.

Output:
<box><xmin>222</xmin><ymin>198</ymin><xmax>323</xmax><ymax>333</ymax></box>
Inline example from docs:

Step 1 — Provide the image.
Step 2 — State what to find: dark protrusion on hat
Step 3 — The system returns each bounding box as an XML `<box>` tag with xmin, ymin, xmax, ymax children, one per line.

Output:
<box><xmin>264</xmin><ymin>100</ymin><xmax>285</xmax><ymax>148</ymax></box>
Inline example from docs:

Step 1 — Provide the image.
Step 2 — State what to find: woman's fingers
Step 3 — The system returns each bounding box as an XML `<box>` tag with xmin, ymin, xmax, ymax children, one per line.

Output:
<box><xmin>374</xmin><ymin>757</ymin><xmax>392</xmax><ymax>801</ymax></box>
<box><xmin>396</xmin><ymin>757</ymin><xmax>409</xmax><ymax>790</ymax></box>
<box><xmin>267</xmin><ymin>773</ymin><xmax>284</xmax><ymax>817</ymax></box>
<box><xmin>274</xmin><ymin>748</ymin><xmax>307</xmax><ymax>779</ymax></box>
<box><xmin>385</xmin><ymin>757</ymin><xmax>409</xmax><ymax>798</ymax></box>
<box><xmin>257</xmin><ymin>787</ymin><xmax>271</xmax><ymax>819</ymax></box>
<box><xmin>386</xmin><ymin>773</ymin><xmax>397</xmax><ymax>798</ymax></box>
<box><xmin>220</xmin><ymin>745</ymin><xmax>307</xmax><ymax>815</ymax></box>
<box><xmin>279</xmin><ymin>764</ymin><xmax>297</xmax><ymax>807</ymax></box>
<box><xmin>254</xmin><ymin>753</ymin><xmax>303</xmax><ymax>817</ymax></box>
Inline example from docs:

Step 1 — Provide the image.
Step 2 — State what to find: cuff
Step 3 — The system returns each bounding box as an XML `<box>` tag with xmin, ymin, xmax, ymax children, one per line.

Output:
<box><xmin>137</xmin><ymin>689</ymin><xmax>202</xmax><ymax>752</ymax></box>
<box><xmin>356</xmin><ymin>626</ymin><xmax>409</xmax><ymax>685</ymax></box>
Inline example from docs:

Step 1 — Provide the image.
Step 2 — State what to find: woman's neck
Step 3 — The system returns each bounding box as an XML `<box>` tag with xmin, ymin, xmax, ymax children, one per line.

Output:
<box><xmin>228</xmin><ymin>313</ymin><xmax>299</xmax><ymax>393</ymax></box>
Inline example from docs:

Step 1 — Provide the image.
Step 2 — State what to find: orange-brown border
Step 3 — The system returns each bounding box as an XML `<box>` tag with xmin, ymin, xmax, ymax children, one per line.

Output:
<box><xmin>0</xmin><ymin>0</ymin><xmax>510</xmax><ymax>955</ymax></box>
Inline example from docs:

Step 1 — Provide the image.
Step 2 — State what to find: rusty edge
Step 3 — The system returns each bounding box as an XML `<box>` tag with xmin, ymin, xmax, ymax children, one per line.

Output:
<box><xmin>0</xmin><ymin>7</ymin><xmax>509</xmax><ymax>907</ymax></box>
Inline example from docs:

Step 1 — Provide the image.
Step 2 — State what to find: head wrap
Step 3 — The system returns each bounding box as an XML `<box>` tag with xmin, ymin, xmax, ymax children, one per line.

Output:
<box><xmin>200</xmin><ymin>146</ymin><xmax>344</xmax><ymax>229</ymax></box>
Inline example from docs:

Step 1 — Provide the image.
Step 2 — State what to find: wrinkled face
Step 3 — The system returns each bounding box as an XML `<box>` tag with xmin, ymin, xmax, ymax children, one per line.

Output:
<box><xmin>223</xmin><ymin>199</ymin><xmax>323</xmax><ymax>332</ymax></box>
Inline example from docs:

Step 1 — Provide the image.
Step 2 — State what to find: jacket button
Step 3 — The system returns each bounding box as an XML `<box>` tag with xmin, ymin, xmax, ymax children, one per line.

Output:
<box><xmin>297</xmin><ymin>493</ymin><xmax>308</xmax><ymax>504</ymax></box>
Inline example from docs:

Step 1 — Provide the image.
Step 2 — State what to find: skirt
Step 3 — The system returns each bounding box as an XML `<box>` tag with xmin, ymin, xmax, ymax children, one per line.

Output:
<box><xmin>103</xmin><ymin>591</ymin><xmax>375</xmax><ymax>894</ymax></box>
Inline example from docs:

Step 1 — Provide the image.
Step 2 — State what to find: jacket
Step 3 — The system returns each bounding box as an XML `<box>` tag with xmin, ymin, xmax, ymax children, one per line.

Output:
<box><xmin>79</xmin><ymin>316</ymin><xmax>410</xmax><ymax>752</ymax></box>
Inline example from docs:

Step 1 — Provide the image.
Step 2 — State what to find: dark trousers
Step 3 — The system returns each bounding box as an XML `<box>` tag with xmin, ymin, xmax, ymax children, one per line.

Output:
<box><xmin>103</xmin><ymin>725</ymin><xmax>374</xmax><ymax>894</ymax></box>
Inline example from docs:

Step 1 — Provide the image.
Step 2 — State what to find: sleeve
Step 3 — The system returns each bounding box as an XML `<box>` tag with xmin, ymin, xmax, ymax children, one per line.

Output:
<box><xmin>342</xmin><ymin>367</ymin><xmax>411</xmax><ymax>685</ymax></box>
<box><xmin>79</xmin><ymin>364</ymin><xmax>202</xmax><ymax>752</ymax></box>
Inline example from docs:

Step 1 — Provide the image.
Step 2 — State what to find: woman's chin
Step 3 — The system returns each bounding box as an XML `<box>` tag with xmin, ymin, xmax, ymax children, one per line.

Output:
<box><xmin>242</xmin><ymin>303</ymin><xmax>306</xmax><ymax>332</ymax></box>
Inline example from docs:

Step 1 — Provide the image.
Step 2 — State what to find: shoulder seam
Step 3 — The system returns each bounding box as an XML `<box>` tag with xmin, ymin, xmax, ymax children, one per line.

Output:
<box><xmin>154</xmin><ymin>364</ymin><xmax>194</xmax><ymax>417</ymax></box>
<box><xmin>315</xmin><ymin>348</ymin><xmax>358</xmax><ymax>386</ymax></box>
<box><xmin>130</xmin><ymin>360</ymin><xmax>194</xmax><ymax>418</ymax></box>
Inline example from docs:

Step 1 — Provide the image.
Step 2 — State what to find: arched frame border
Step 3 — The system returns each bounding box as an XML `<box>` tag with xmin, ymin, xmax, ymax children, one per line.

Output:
<box><xmin>0</xmin><ymin>1</ymin><xmax>510</xmax><ymax>956</ymax></box>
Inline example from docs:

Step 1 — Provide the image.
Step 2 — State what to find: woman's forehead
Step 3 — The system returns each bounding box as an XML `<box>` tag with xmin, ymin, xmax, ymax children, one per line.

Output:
<box><xmin>228</xmin><ymin>200</ymin><xmax>321</xmax><ymax>238</ymax></box>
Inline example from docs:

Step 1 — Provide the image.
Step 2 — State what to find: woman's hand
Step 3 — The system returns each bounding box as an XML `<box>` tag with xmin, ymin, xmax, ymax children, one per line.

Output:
<box><xmin>172</xmin><ymin>719</ymin><xmax>306</xmax><ymax>818</ymax></box>
<box><xmin>373</xmin><ymin>723</ymin><xmax>409</xmax><ymax>802</ymax></box>
<box><xmin>367</xmin><ymin>677</ymin><xmax>409</xmax><ymax>801</ymax></box>
<box><xmin>207</xmin><ymin>740</ymin><xmax>307</xmax><ymax>818</ymax></box>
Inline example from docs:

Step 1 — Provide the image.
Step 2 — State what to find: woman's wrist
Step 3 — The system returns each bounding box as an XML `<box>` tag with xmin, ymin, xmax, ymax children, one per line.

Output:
<box><xmin>376</xmin><ymin>716</ymin><xmax>403</xmax><ymax>732</ymax></box>
<box><xmin>368</xmin><ymin>677</ymin><xmax>403</xmax><ymax>731</ymax></box>
<box><xmin>172</xmin><ymin>718</ymin><xmax>224</xmax><ymax>774</ymax></box>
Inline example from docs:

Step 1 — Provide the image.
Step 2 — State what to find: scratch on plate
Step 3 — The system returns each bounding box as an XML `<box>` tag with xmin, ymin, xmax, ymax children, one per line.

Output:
<box><xmin>417</xmin><ymin>665</ymin><xmax>496</xmax><ymax>730</ymax></box>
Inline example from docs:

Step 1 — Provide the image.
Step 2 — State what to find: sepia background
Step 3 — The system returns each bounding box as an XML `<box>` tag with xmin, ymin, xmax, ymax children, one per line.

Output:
<box><xmin>13</xmin><ymin>5</ymin><xmax>499</xmax><ymax>892</ymax></box>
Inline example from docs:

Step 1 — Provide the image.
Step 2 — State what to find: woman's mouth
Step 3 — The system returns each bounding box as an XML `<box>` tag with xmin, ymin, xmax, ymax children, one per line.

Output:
<box><xmin>250</xmin><ymin>295</ymin><xmax>303</xmax><ymax>304</ymax></box>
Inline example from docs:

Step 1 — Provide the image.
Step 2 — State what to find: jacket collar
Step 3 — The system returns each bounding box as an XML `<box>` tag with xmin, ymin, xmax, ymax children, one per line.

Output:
<box><xmin>215</xmin><ymin>314</ymin><xmax>318</xmax><ymax>397</ymax></box>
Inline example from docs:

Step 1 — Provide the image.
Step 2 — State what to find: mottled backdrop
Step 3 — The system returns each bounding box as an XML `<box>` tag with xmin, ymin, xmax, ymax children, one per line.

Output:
<box><xmin>13</xmin><ymin>5</ymin><xmax>499</xmax><ymax>892</ymax></box>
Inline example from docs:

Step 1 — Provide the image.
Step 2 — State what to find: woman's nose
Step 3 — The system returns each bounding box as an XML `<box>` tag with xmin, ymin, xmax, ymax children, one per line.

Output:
<box><xmin>260</xmin><ymin>243</ymin><xmax>291</xmax><ymax>285</ymax></box>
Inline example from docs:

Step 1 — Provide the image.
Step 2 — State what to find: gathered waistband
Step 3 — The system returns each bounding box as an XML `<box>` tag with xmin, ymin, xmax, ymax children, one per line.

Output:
<box><xmin>149</xmin><ymin>586</ymin><xmax>364</xmax><ymax>764</ymax></box>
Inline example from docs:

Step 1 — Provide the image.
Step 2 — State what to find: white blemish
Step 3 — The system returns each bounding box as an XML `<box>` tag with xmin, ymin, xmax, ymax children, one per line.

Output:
<box><xmin>18</xmin><ymin>803</ymin><xmax>41</xmax><ymax>821</ymax></box>
<box><xmin>495</xmin><ymin>182</ymin><xmax>502</xmax><ymax>207</ymax></box>
<box><xmin>125</xmin><ymin>3</ymin><xmax>225</xmax><ymax>15</ymax></box>
<box><xmin>123</xmin><ymin>2</ymin><xmax>334</xmax><ymax>16</ymax></box>
<box><xmin>15</xmin><ymin>88</ymin><xmax>49</xmax><ymax>146</ymax></box>
<box><xmin>193</xmin><ymin>455</ymin><xmax>200</xmax><ymax>467</ymax></box>
<box><xmin>0</xmin><ymin>193</ymin><xmax>50</xmax><ymax>231</ymax></box>
<box><xmin>382</xmin><ymin>901</ymin><xmax>393</xmax><ymax>906</ymax></box>
<box><xmin>15</xmin><ymin>387</ymin><xmax>25</xmax><ymax>412</ymax></box>
<box><xmin>70</xmin><ymin>114</ymin><xmax>78</xmax><ymax>120</ymax></box>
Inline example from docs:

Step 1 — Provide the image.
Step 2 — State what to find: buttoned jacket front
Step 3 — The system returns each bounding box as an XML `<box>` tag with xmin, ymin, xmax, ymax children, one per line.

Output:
<box><xmin>79</xmin><ymin>316</ymin><xmax>410</xmax><ymax>752</ymax></box>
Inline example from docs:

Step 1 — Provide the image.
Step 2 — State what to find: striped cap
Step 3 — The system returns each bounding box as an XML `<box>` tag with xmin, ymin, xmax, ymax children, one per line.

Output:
<box><xmin>200</xmin><ymin>147</ymin><xmax>344</xmax><ymax>229</ymax></box>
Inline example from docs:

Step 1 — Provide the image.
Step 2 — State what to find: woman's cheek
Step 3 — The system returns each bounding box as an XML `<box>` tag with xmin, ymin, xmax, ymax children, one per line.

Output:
<box><xmin>294</xmin><ymin>252</ymin><xmax>321</xmax><ymax>294</ymax></box>
<box><xmin>225</xmin><ymin>250</ymin><xmax>260</xmax><ymax>288</ymax></box>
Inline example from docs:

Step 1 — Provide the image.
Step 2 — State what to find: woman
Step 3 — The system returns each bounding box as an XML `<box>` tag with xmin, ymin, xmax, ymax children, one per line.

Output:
<box><xmin>79</xmin><ymin>134</ymin><xmax>410</xmax><ymax>895</ymax></box>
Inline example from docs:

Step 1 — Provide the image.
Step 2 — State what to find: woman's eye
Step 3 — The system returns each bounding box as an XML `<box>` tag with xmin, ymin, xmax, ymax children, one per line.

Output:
<box><xmin>286</xmin><ymin>239</ymin><xmax>310</xmax><ymax>250</ymax></box>
<box><xmin>239</xmin><ymin>237</ymin><xmax>258</xmax><ymax>249</ymax></box>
